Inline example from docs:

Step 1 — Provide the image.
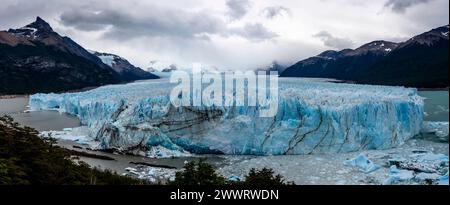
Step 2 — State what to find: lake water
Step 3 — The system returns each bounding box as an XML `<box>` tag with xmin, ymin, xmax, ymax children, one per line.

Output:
<box><xmin>0</xmin><ymin>96</ymin><xmax>81</xmax><ymax>131</ymax></box>
<box><xmin>419</xmin><ymin>91</ymin><xmax>449</xmax><ymax>122</ymax></box>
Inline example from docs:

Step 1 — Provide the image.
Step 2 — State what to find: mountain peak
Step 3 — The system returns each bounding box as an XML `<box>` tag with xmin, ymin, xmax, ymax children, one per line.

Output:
<box><xmin>317</xmin><ymin>50</ymin><xmax>340</xmax><ymax>59</ymax></box>
<box><xmin>36</xmin><ymin>16</ymin><xmax>45</xmax><ymax>22</ymax></box>
<box><xmin>400</xmin><ymin>25</ymin><xmax>449</xmax><ymax>48</ymax></box>
<box><xmin>7</xmin><ymin>17</ymin><xmax>54</xmax><ymax>38</ymax></box>
<box><xmin>344</xmin><ymin>40</ymin><xmax>398</xmax><ymax>56</ymax></box>
<box><xmin>25</xmin><ymin>16</ymin><xmax>53</xmax><ymax>32</ymax></box>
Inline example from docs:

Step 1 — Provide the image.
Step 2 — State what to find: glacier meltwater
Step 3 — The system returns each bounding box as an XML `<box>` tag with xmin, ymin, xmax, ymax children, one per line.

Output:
<box><xmin>29</xmin><ymin>78</ymin><xmax>424</xmax><ymax>155</ymax></box>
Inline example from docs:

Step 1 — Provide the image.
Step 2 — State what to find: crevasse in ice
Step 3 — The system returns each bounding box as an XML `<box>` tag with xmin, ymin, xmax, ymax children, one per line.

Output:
<box><xmin>29</xmin><ymin>78</ymin><xmax>424</xmax><ymax>155</ymax></box>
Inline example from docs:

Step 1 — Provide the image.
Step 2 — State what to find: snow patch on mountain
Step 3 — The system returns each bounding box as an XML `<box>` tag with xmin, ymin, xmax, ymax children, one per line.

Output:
<box><xmin>97</xmin><ymin>54</ymin><xmax>115</xmax><ymax>67</ymax></box>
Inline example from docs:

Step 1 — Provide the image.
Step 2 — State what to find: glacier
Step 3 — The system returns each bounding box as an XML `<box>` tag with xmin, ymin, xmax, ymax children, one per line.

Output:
<box><xmin>29</xmin><ymin>78</ymin><xmax>424</xmax><ymax>155</ymax></box>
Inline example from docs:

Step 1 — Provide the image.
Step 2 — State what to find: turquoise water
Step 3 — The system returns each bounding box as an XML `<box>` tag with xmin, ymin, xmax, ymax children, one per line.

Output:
<box><xmin>418</xmin><ymin>91</ymin><xmax>449</xmax><ymax>122</ymax></box>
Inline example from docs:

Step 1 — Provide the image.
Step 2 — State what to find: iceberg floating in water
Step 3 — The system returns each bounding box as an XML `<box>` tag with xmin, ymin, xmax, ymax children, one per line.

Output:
<box><xmin>29</xmin><ymin>78</ymin><xmax>424</xmax><ymax>155</ymax></box>
<box><xmin>344</xmin><ymin>154</ymin><xmax>380</xmax><ymax>173</ymax></box>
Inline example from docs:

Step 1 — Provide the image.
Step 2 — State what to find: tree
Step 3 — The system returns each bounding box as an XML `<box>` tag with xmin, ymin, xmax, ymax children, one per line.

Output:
<box><xmin>170</xmin><ymin>159</ymin><xmax>227</xmax><ymax>185</ymax></box>
<box><xmin>0</xmin><ymin>115</ymin><xmax>147</xmax><ymax>185</ymax></box>
<box><xmin>170</xmin><ymin>159</ymin><xmax>292</xmax><ymax>186</ymax></box>
<box><xmin>241</xmin><ymin>168</ymin><xmax>291</xmax><ymax>186</ymax></box>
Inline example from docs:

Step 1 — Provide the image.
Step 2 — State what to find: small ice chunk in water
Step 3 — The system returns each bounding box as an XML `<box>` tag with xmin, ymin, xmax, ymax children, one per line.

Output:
<box><xmin>227</xmin><ymin>175</ymin><xmax>241</xmax><ymax>182</ymax></box>
<box><xmin>344</xmin><ymin>154</ymin><xmax>380</xmax><ymax>173</ymax></box>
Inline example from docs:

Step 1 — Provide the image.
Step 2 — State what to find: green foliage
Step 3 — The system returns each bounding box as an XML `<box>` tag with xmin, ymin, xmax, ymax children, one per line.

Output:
<box><xmin>171</xmin><ymin>159</ymin><xmax>291</xmax><ymax>186</ymax></box>
<box><xmin>0</xmin><ymin>158</ymin><xmax>29</xmax><ymax>185</ymax></box>
<box><xmin>0</xmin><ymin>115</ymin><xmax>148</xmax><ymax>185</ymax></box>
<box><xmin>240</xmin><ymin>168</ymin><xmax>291</xmax><ymax>186</ymax></box>
<box><xmin>170</xmin><ymin>159</ymin><xmax>227</xmax><ymax>185</ymax></box>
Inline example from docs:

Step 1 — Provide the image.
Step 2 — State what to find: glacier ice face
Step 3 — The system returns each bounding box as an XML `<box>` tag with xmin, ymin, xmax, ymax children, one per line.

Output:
<box><xmin>29</xmin><ymin>78</ymin><xmax>424</xmax><ymax>155</ymax></box>
<box><xmin>40</xmin><ymin>126</ymin><xmax>95</xmax><ymax>146</ymax></box>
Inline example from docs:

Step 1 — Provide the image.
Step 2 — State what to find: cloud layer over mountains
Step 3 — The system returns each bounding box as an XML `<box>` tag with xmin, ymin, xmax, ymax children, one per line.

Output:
<box><xmin>0</xmin><ymin>0</ymin><xmax>448</xmax><ymax>70</ymax></box>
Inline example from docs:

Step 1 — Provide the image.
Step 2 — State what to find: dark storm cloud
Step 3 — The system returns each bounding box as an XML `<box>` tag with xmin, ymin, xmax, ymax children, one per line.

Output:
<box><xmin>261</xmin><ymin>6</ymin><xmax>291</xmax><ymax>19</ymax></box>
<box><xmin>384</xmin><ymin>0</ymin><xmax>434</xmax><ymax>13</ymax></box>
<box><xmin>60</xmin><ymin>9</ymin><xmax>226</xmax><ymax>39</ymax></box>
<box><xmin>59</xmin><ymin>7</ymin><xmax>277</xmax><ymax>41</ymax></box>
<box><xmin>0</xmin><ymin>0</ymin><xmax>81</xmax><ymax>29</ymax></box>
<box><xmin>313</xmin><ymin>31</ymin><xmax>354</xmax><ymax>50</ymax></box>
<box><xmin>1</xmin><ymin>0</ymin><xmax>446</xmax><ymax>70</ymax></box>
<box><xmin>226</xmin><ymin>0</ymin><xmax>251</xmax><ymax>20</ymax></box>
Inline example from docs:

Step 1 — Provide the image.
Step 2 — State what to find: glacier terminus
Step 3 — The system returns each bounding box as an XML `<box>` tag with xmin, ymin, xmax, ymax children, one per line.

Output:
<box><xmin>29</xmin><ymin>78</ymin><xmax>424</xmax><ymax>156</ymax></box>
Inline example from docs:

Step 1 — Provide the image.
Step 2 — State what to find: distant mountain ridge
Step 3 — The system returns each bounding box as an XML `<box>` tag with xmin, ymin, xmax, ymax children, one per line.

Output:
<box><xmin>89</xmin><ymin>51</ymin><xmax>158</xmax><ymax>81</ymax></box>
<box><xmin>281</xmin><ymin>25</ymin><xmax>449</xmax><ymax>88</ymax></box>
<box><xmin>255</xmin><ymin>61</ymin><xmax>287</xmax><ymax>74</ymax></box>
<box><xmin>146</xmin><ymin>60</ymin><xmax>179</xmax><ymax>73</ymax></box>
<box><xmin>0</xmin><ymin>17</ymin><xmax>158</xmax><ymax>95</ymax></box>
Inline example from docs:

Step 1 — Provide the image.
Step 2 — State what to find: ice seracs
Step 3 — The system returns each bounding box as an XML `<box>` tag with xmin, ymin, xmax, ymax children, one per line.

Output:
<box><xmin>30</xmin><ymin>78</ymin><xmax>424</xmax><ymax>155</ymax></box>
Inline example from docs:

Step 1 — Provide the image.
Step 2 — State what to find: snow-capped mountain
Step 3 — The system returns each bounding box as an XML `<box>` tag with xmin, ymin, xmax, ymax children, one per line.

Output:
<box><xmin>0</xmin><ymin>17</ymin><xmax>120</xmax><ymax>94</ymax></box>
<box><xmin>344</xmin><ymin>40</ymin><xmax>399</xmax><ymax>56</ymax></box>
<box><xmin>6</xmin><ymin>17</ymin><xmax>52</xmax><ymax>40</ymax></box>
<box><xmin>400</xmin><ymin>25</ymin><xmax>449</xmax><ymax>48</ymax></box>
<box><xmin>146</xmin><ymin>60</ymin><xmax>178</xmax><ymax>72</ymax></box>
<box><xmin>0</xmin><ymin>17</ymin><xmax>161</xmax><ymax>94</ymax></box>
<box><xmin>4</xmin><ymin>17</ymin><xmax>105</xmax><ymax>65</ymax></box>
<box><xmin>146</xmin><ymin>61</ymin><xmax>220</xmax><ymax>73</ymax></box>
<box><xmin>281</xmin><ymin>25</ymin><xmax>449</xmax><ymax>88</ymax></box>
<box><xmin>255</xmin><ymin>61</ymin><xmax>287</xmax><ymax>74</ymax></box>
<box><xmin>89</xmin><ymin>51</ymin><xmax>159</xmax><ymax>81</ymax></box>
<box><xmin>162</xmin><ymin>65</ymin><xmax>178</xmax><ymax>72</ymax></box>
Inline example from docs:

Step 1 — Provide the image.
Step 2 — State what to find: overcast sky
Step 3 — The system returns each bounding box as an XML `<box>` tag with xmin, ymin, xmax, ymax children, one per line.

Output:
<box><xmin>0</xmin><ymin>0</ymin><xmax>448</xmax><ymax>70</ymax></box>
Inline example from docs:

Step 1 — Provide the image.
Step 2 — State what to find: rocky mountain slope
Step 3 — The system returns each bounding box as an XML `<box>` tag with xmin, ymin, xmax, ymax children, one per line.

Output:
<box><xmin>0</xmin><ymin>17</ymin><xmax>157</xmax><ymax>95</ymax></box>
<box><xmin>90</xmin><ymin>51</ymin><xmax>158</xmax><ymax>81</ymax></box>
<box><xmin>281</xmin><ymin>25</ymin><xmax>449</xmax><ymax>88</ymax></box>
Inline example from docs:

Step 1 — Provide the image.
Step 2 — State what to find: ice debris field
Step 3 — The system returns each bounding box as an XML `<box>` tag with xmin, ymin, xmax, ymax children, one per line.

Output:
<box><xmin>29</xmin><ymin>78</ymin><xmax>430</xmax><ymax>156</ymax></box>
